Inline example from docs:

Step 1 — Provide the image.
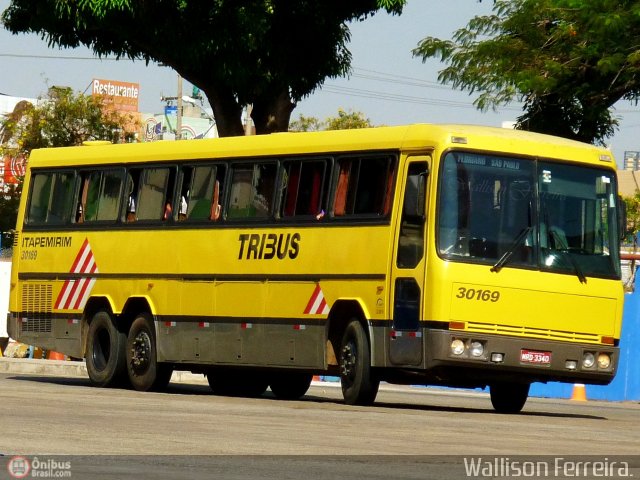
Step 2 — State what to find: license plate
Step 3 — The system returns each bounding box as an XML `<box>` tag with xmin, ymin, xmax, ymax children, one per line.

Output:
<box><xmin>520</xmin><ymin>349</ymin><xmax>552</xmax><ymax>365</ymax></box>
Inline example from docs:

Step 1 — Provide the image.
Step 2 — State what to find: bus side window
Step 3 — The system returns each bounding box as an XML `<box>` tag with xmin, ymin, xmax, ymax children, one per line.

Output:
<box><xmin>75</xmin><ymin>174</ymin><xmax>90</xmax><ymax>223</ymax></box>
<box><xmin>181</xmin><ymin>165</ymin><xmax>225</xmax><ymax>221</ymax></box>
<box><xmin>228</xmin><ymin>162</ymin><xmax>277</xmax><ymax>219</ymax></box>
<box><xmin>210</xmin><ymin>180</ymin><xmax>221</xmax><ymax>220</ymax></box>
<box><xmin>334</xmin><ymin>161</ymin><xmax>350</xmax><ymax>216</ymax></box>
<box><xmin>281</xmin><ymin>159</ymin><xmax>328</xmax><ymax>218</ymax></box>
<box><xmin>124</xmin><ymin>170</ymin><xmax>140</xmax><ymax>222</ymax></box>
<box><xmin>77</xmin><ymin>170</ymin><xmax>124</xmax><ymax>223</ymax></box>
<box><xmin>135</xmin><ymin>167</ymin><xmax>170</xmax><ymax>221</ymax></box>
<box><xmin>26</xmin><ymin>171</ymin><xmax>75</xmax><ymax>225</ymax></box>
<box><xmin>27</xmin><ymin>173</ymin><xmax>53</xmax><ymax>224</ymax></box>
<box><xmin>178</xmin><ymin>166</ymin><xmax>193</xmax><ymax>221</ymax></box>
<box><xmin>333</xmin><ymin>155</ymin><xmax>395</xmax><ymax>217</ymax></box>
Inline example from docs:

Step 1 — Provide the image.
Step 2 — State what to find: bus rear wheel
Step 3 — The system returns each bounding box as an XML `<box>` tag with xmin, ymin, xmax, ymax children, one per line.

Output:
<box><xmin>126</xmin><ymin>313</ymin><xmax>173</xmax><ymax>392</ymax></box>
<box><xmin>269</xmin><ymin>372</ymin><xmax>313</xmax><ymax>400</ymax></box>
<box><xmin>339</xmin><ymin>319</ymin><xmax>379</xmax><ymax>405</ymax></box>
<box><xmin>86</xmin><ymin>310</ymin><xmax>128</xmax><ymax>387</ymax></box>
<box><xmin>490</xmin><ymin>382</ymin><xmax>530</xmax><ymax>413</ymax></box>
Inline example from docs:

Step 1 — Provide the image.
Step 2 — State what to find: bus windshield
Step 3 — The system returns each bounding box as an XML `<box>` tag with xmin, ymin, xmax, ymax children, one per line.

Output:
<box><xmin>437</xmin><ymin>151</ymin><xmax>621</xmax><ymax>279</ymax></box>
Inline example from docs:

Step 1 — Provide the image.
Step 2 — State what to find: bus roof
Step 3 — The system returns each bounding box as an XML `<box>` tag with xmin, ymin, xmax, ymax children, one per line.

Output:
<box><xmin>26</xmin><ymin>123</ymin><xmax>614</xmax><ymax>169</ymax></box>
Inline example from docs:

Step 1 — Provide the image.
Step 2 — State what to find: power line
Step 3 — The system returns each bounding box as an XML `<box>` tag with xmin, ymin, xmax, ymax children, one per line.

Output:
<box><xmin>0</xmin><ymin>52</ymin><xmax>514</xmax><ymax>111</ymax></box>
<box><xmin>321</xmin><ymin>83</ymin><xmax>523</xmax><ymax>112</ymax></box>
<box><xmin>352</xmin><ymin>67</ymin><xmax>452</xmax><ymax>90</ymax></box>
<box><xmin>0</xmin><ymin>52</ymin><xmax>121</xmax><ymax>61</ymax></box>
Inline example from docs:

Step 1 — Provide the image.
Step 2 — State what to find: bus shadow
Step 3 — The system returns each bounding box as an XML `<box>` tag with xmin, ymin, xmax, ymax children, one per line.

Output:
<box><xmin>368</xmin><ymin>400</ymin><xmax>606</xmax><ymax>420</ymax></box>
<box><xmin>299</xmin><ymin>395</ymin><xmax>606</xmax><ymax>420</ymax></box>
<box><xmin>6</xmin><ymin>375</ymin><xmax>606</xmax><ymax>420</ymax></box>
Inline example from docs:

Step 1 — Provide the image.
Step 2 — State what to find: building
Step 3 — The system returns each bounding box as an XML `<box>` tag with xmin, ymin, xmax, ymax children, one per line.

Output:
<box><xmin>623</xmin><ymin>151</ymin><xmax>640</xmax><ymax>171</ymax></box>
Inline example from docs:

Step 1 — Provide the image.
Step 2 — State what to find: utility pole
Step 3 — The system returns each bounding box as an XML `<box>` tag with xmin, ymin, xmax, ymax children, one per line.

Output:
<box><xmin>176</xmin><ymin>74</ymin><xmax>183</xmax><ymax>140</ymax></box>
<box><xmin>245</xmin><ymin>104</ymin><xmax>253</xmax><ymax>136</ymax></box>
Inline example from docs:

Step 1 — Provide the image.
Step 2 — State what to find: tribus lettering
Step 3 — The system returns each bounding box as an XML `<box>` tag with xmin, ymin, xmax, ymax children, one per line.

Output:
<box><xmin>238</xmin><ymin>233</ymin><xmax>301</xmax><ymax>260</ymax></box>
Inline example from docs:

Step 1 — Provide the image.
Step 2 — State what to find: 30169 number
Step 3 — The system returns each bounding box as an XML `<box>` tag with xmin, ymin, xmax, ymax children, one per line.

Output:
<box><xmin>456</xmin><ymin>287</ymin><xmax>500</xmax><ymax>302</ymax></box>
<box><xmin>20</xmin><ymin>250</ymin><xmax>37</xmax><ymax>260</ymax></box>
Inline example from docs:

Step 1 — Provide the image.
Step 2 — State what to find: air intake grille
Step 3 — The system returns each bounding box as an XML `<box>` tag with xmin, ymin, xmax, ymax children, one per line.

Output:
<box><xmin>12</xmin><ymin>233</ymin><xmax>19</xmax><ymax>248</ymax></box>
<box><xmin>21</xmin><ymin>283</ymin><xmax>53</xmax><ymax>333</ymax></box>
<box><xmin>465</xmin><ymin>321</ymin><xmax>601</xmax><ymax>344</ymax></box>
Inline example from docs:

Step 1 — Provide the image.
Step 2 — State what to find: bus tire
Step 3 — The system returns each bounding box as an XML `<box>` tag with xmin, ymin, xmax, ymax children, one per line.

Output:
<box><xmin>339</xmin><ymin>319</ymin><xmax>379</xmax><ymax>405</ymax></box>
<box><xmin>126</xmin><ymin>312</ymin><xmax>172</xmax><ymax>392</ymax></box>
<box><xmin>86</xmin><ymin>310</ymin><xmax>128</xmax><ymax>387</ymax></box>
<box><xmin>490</xmin><ymin>382</ymin><xmax>530</xmax><ymax>414</ymax></box>
<box><xmin>208</xmin><ymin>369</ymin><xmax>268</xmax><ymax>398</ymax></box>
<box><xmin>269</xmin><ymin>372</ymin><xmax>313</xmax><ymax>400</ymax></box>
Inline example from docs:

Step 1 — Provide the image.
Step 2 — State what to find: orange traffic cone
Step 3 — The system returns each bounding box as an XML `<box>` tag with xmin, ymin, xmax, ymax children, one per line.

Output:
<box><xmin>571</xmin><ymin>383</ymin><xmax>587</xmax><ymax>401</ymax></box>
<box><xmin>47</xmin><ymin>351</ymin><xmax>67</xmax><ymax>361</ymax></box>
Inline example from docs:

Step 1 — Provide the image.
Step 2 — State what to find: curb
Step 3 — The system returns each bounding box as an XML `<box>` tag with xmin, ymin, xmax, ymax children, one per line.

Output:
<box><xmin>0</xmin><ymin>357</ymin><xmax>88</xmax><ymax>377</ymax></box>
<box><xmin>0</xmin><ymin>357</ymin><xmax>211</xmax><ymax>385</ymax></box>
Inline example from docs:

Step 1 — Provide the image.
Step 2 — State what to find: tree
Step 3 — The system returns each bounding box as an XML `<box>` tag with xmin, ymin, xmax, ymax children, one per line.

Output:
<box><xmin>289</xmin><ymin>115</ymin><xmax>324</xmax><ymax>133</ymax></box>
<box><xmin>413</xmin><ymin>0</ymin><xmax>640</xmax><ymax>145</ymax></box>
<box><xmin>1</xmin><ymin>87</ymin><xmax>137</xmax><ymax>158</ymax></box>
<box><xmin>290</xmin><ymin>109</ymin><xmax>374</xmax><ymax>131</ymax></box>
<box><xmin>623</xmin><ymin>193</ymin><xmax>640</xmax><ymax>245</ymax></box>
<box><xmin>0</xmin><ymin>87</ymin><xmax>136</xmax><ymax>242</ymax></box>
<box><xmin>325</xmin><ymin>108</ymin><xmax>374</xmax><ymax>130</ymax></box>
<box><xmin>0</xmin><ymin>182</ymin><xmax>21</xmax><ymax>252</ymax></box>
<box><xmin>1</xmin><ymin>1</ymin><xmax>405</xmax><ymax>137</ymax></box>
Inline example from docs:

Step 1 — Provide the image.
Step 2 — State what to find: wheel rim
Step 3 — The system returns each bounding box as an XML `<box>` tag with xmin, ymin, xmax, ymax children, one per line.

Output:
<box><xmin>92</xmin><ymin>327</ymin><xmax>111</xmax><ymax>372</ymax></box>
<box><xmin>340</xmin><ymin>338</ymin><xmax>357</xmax><ymax>387</ymax></box>
<box><xmin>130</xmin><ymin>330</ymin><xmax>152</xmax><ymax>375</ymax></box>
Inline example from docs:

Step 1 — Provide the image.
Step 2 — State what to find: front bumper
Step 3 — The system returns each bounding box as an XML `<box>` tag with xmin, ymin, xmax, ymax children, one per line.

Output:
<box><xmin>426</xmin><ymin>329</ymin><xmax>618</xmax><ymax>385</ymax></box>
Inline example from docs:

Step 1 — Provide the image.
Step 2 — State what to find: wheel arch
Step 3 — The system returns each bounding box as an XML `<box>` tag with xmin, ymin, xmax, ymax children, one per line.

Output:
<box><xmin>82</xmin><ymin>296</ymin><xmax>154</xmax><ymax>357</ymax></box>
<box><xmin>82</xmin><ymin>296</ymin><xmax>115</xmax><ymax>357</ymax></box>
<box><xmin>326</xmin><ymin>299</ymin><xmax>372</xmax><ymax>364</ymax></box>
<box><xmin>120</xmin><ymin>296</ymin><xmax>155</xmax><ymax>333</ymax></box>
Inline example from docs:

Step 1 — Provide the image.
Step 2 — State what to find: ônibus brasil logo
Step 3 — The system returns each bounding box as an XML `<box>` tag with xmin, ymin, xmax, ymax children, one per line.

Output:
<box><xmin>7</xmin><ymin>456</ymin><xmax>30</xmax><ymax>479</ymax></box>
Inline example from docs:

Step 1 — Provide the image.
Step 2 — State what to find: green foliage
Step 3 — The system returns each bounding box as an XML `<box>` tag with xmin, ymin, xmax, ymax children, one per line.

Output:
<box><xmin>289</xmin><ymin>115</ymin><xmax>324</xmax><ymax>132</ymax></box>
<box><xmin>324</xmin><ymin>109</ymin><xmax>374</xmax><ymax>130</ymax></box>
<box><xmin>0</xmin><ymin>87</ymin><xmax>137</xmax><ymax>159</ymax></box>
<box><xmin>0</xmin><ymin>182</ymin><xmax>21</xmax><ymax>248</ymax></box>
<box><xmin>413</xmin><ymin>0</ymin><xmax>640</xmax><ymax>145</ymax></box>
<box><xmin>623</xmin><ymin>193</ymin><xmax>640</xmax><ymax>243</ymax></box>
<box><xmin>2</xmin><ymin>0</ymin><xmax>406</xmax><ymax>136</ymax></box>
<box><xmin>289</xmin><ymin>109</ymin><xmax>374</xmax><ymax>132</ymax></box>
<box><xmin>0</xmin><ymin>88</ymin><xmax>136</xmax><ymax>238</ymax></box>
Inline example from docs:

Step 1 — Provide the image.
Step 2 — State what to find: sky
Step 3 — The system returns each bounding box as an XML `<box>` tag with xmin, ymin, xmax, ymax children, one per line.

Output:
<box><xmin>1</xmin><ymin>0</ymin><xmax>639</xmax><ymax>166</ymax></box>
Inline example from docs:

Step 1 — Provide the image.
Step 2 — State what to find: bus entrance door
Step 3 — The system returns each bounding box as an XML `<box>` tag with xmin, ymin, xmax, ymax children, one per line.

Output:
<box><xmin>389</xmin><ymin>158</ymin><xmax>429</xmax><ymax>366</ymax></box>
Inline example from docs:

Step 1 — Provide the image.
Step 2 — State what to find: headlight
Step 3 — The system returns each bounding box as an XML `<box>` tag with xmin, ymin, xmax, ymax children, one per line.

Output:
<box><xmin>451</xmin><ymin>339</ymin><xmax>465</xmax><ymax>356</ymax></box>
<box><xmin>582</xmin><ymin>352</ymin><xmax>595</xmax><ymax>369</ymax></box>
<box><xmin>597</xmin><ymin>353</ymin><xmax>611</xmax><ymax>369</ymax></box>
<box><xmin>469</xmin><ymin>341</ymin><xmax>484</xmax><ymax>357</ymax></box>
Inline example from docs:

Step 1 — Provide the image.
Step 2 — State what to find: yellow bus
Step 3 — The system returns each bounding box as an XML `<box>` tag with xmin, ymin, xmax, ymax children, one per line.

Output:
<box><xmin>7</xmin><ymin>124</ymin><xmax>624</xmax><ymax>413</ymax></box>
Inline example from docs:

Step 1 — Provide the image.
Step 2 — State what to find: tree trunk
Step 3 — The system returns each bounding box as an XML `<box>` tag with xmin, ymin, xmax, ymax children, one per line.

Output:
<box><xmin>251</xmin><ymin>90</ymin><xmax>296</xmax><ymax>135</ymax></box>
<box><xmin>196</xmin><ymin>82</ymin><xmax>295</xmax><ymax>137</ymax></box>
<box><xmin>200</xmin><ymin>85</ymin><xmax>245</xmax><ymax>137</ymax></box>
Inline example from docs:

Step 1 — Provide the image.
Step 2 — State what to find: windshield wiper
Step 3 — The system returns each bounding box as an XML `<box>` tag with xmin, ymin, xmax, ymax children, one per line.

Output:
<box><xmin>491</xmin><ymin>226</ymin><xmax>532</xmax><ymax>273</ymax></box>
<box><xmin>549</xmin><ymin>230</ymin><xmax>587</xmax><ymax>284</ymax></box>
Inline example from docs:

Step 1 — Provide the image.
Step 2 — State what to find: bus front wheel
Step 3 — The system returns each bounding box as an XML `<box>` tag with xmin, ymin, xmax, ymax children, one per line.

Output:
<box><xmin>339</xmin><ymin>319</ymin><xmax>379</xmax><ymax>405</ymax></box>
<box><xmin>126</xmin><ymin>312</ymin><xmax>173</xmax><ymax>392</ymax></box>
<box><xmin>86</xmin><ymin>310</ymin><xmax>127</xmax><ymax>387</ymax></box>
<box><xmin>490</xmin><ymin>382</ymin><xmax>530</xmax><ymax>413</ymax></box>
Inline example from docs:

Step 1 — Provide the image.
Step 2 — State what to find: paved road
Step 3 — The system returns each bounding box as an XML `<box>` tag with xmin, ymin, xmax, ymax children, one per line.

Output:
<box><xmin>0</xmin><ymin>367</ymin><xmax>639</xmax><ymax>479</ymax></box>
